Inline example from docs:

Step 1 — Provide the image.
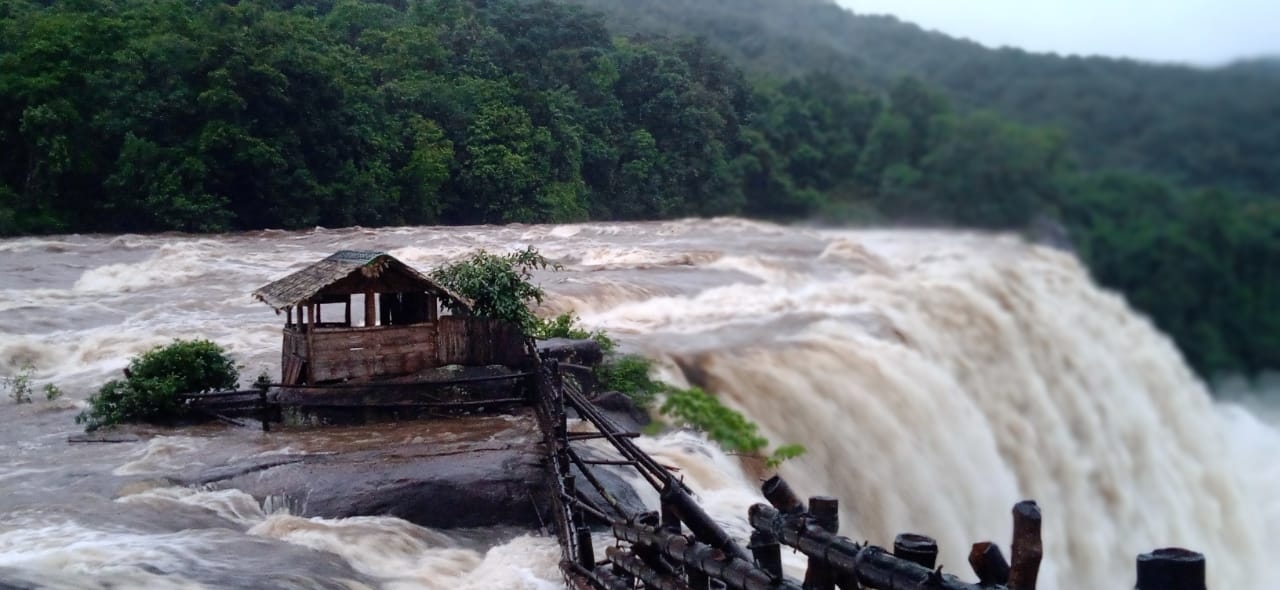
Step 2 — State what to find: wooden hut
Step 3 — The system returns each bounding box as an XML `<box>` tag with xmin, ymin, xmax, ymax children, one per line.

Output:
<box><xmin>253</xmin><ymin>250</ymin><xmax>528</xmax><ymax>385</ymax></box>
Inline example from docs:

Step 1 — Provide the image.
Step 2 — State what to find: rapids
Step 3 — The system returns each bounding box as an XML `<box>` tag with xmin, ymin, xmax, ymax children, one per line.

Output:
<box><xmin>0</xmin><ymin>219</ymin><xmax>1276</xmax><ymax>589</ymax></box>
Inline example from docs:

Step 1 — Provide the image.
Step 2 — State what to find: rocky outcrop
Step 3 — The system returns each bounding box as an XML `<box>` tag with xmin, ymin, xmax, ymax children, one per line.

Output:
<box><xmin>536</xmin><ymin>338</ymin><xmax>604</xmax><ymax>366</ymax></box>
<box><xmin>172</xmin><ymin>412</ymin><xmax>647</xmax><ymax>530</ymax></box>
<box><xmin>213</xmin><ymin>444</ymin><xmax>549</xmax><ymax>528</ymax></box>
<box><xmin>589</xmin><ymin>391</ymin><xmax>652</xmax><ymax>433</ymax></box>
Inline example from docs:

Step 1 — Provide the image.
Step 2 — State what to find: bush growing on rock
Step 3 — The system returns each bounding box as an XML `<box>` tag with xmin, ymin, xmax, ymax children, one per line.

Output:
<box><xmin>531</xmin><ymin>312</ymin><xmax>616</xmax><ymax>353</ymax></box>
<box><xmin>77</xmin><ymin>339</ymin><xmax>239</xmax><ymax>431</ymax></box>
<box><xmin>430</xmin><ymin>246</ymin><xmax>558</xmax><ymax>331</ymax></box>
<box><xmin>596</xmin><ymin>355</ymin><xmax>665</xmax><ymax>408</ymax></box>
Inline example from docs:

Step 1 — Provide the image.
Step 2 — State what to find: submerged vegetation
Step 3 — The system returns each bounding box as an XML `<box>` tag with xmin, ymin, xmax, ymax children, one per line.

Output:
<box><xmin>77</xmin><ymin>339</ymin><xmax>239</xmax><ymax>430</ymax></box>
<box><xmin>0</xmin><ymin>0</ymin><xmax>1275</xmax><ymax>379</ymax></box>
<box><xmin>4</xmin><ymin>364</ymin><xmax>35</xmax><ymax>404</ymax></box>
<box><xmin>4</xmin><ymin>364</ymin><xmax>63</xmax><ymax>404</ymax></box>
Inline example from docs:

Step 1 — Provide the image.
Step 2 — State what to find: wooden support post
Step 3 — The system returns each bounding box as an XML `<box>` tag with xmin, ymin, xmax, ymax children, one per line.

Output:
<box><xmin>286</xmin><ymin>306</ymin><xmax>293</xmax><ymax>328</ymax></box>
<box><xmin>559</xmin><ymin>450</ymin><xmax>572</xmax><ymax>478</ymax></box>
<box><xmin>563</xmin><ymin>474</ymin><xmax>576</xmax><ymax>501</ymax></box>
<box><xmin>364</xmin><ymin>290</ymin><xmax>376</xmax><ymax>327</ymax></box>
<box><xmin>749</xmin><ymin>530</ymin><xmax>783</xmax><ymax>580</ymax></box>
<box><xmin>1136</xmin><ymin>548</ymin><xmax>1205</xmax><ymax>590</ymax></box>
<box><xmin>810</xmin><ymin>496</ymin><xmax>839</xmax><ymax>532</ymax></box>
<box><xmin>606</xmin><ymin>547</ymin><xmax>694</xmax><ymax>590</ymax></box>
<box><xmin>258</xmin><ymin>387</ymin><xmax>270</xmax><ymax>432</ymax></box>
<box><xmin>805</xmin><ymin>496</ymin><xmax>839</xmax><ymax>590</ymax></box>
<box><xmin>344</xmin><ymin>296</ymin><xmax>351</xmax><ymax>326</ymax></box>
<box><xmin>585</xmin><ymin>563</ymin><xmax>632</xmax><ymax>590</ymax></box>
<box><xmin>611</xmin><ymin>522</ymin><xmax>804</xmax><ymax>590</ymax></box>
<box><xmin>661</xmin><ymin>497</ymin><xmax>682</xmax><ymax>535</ymax></box>
<box><xmin>687</xmin><ymin>570</ymin><xmax>710</xmax><ymax>590</ymax></box>
<box><xmin>749</xmin><ymin>504</ymin><xmax>987</xmax><ymax>590</ymax></box>
<box><xmin>576</xmin><ymin>526</ymin><xmax>595</xmax><ymax>569</ymax></box>
<box><xmin>762</xmin><ymin>475</ymin><xmax>807</xmax><ymax>514</ymax></box>
<box><xmin>1009</xmin><ymin>501</ymin><xmax>1042</xmax><ymax>590</ymax></box>
<box><xmin>303</xmin><ymin>304</ymin><xmax>315</xmax><ymax>384</ymax></box>
<box><xmin>634</xmin><ymin>541</ymin><xmax>679</xmax><ymax>583</ymax></box>
<box><xmin>637</xmin><ymin>511</ymin><xmax>660</xmax><ymax>527</ymax></box>
<box><xmin>968</xmin><ymin>542</ymin><xmax>1010</xmax><ymax>585</ymax></box>
<box><xmin>894</xmin><ymin>534</ymin><xmax>938</xmax><ymax>570</ymax></box>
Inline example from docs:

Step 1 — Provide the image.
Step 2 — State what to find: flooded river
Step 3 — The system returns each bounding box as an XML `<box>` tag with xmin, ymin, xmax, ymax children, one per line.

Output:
<box><xmin>1</xmin><ymin>219</ymin><xmax>1277</xmax><ymax>588</ymax></box>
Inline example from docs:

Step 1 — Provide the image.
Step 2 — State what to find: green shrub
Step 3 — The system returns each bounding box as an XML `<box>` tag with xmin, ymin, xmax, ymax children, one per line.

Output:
<box><xmin>430</xmin><ymin>246</ymin><xmax>559</xmax><ymax>331</ymax></box>
<box><xmin>596</xmin><ymin>355</ymin><xmax>665</xmax><ymax>408</ymax></box>
<box><xmin>4</xmin><ymin>364</ymin><xmax>34</xmax><ymax>404</ymax></box>
<box><xmin>659</xmin><ymin>386</ymin><xmax>806</xmax><ymax>465</ymax></box>
<box><xmin>43</xmin><ymin>383</ymin><xmax>62</xmax><ymax>401</ymax></box>
<box><xmin>531</xmin><ymin>312</ymin><xmax>616</xmax><ymax>353</ymax></box>
<box><xmin>660</xmin><ymin>386</ymin><xmax>768</xmax><ymax>453</ymax></box>
<box><xmin>128</xmin><ymin>339</ymin><xmax>239</xmax><ymax>394</ymax></box>
<box><xmin>766</xmin><ymin>443</ymin><xmax>808</xmax><ymax>468</ymax></box>
<box><xmin>531</xmin><ymin>314</ymin><xmax>807</xmax><ymax>466</ymax></box>
<box><xmin>77</xmin><ymin>339</ymin><xmax>238</xmax><ymax>431</ymax></box>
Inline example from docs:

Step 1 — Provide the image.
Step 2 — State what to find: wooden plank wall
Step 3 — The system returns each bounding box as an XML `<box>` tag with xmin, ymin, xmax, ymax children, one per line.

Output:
<box><xmin>309</xmin><ymin>325</ymin><xmax>438</xmax><ymax>383</ymax></box>
<box><xmin>438</xmin><ymin>317</ymin><xmax>526</xmax><ymax>367</ymax></box>
<box><xmin>288</xmin><ymin>318</ymin><xmax>528</xmax><ymax>383</ymax></box>
<box><xmin>281</xmin><ymin>329</ymin><xmax>306</xmax><ymax>385</ymax></box>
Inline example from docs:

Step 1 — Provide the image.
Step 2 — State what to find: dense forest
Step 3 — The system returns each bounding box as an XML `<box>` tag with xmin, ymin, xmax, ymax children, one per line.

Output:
<box><xmin>0</xmin><ymin>0</ymin><xmax>1276</xmax><ymax>380</ymax></box>
<box><xmin>567</xmin><ymin>0</ymin><xmax>1280</xmax><ymax>197</ymax></box>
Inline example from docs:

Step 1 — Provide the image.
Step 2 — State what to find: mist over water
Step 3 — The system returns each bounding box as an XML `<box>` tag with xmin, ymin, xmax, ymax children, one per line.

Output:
<box><xmin>1</xmin><ymin>219</ymin><xmax>1277</xmax><ymax>589</ymax></box>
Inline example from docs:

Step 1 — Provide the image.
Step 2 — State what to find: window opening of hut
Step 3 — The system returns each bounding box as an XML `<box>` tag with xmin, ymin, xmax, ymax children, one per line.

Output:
<box><xmin>351</xmin><ymin>293</ymin><xmax>370</xmax><ymax>327</ymax></box>
<box><xmin>380</xmin><ymin>292</ymin><xmax>431</xmax><ymax>326</ymax></box>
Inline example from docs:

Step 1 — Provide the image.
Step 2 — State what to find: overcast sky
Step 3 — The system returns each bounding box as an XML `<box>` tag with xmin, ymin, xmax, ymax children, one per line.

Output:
<box><xmin>835</xmin><ymin>0</ymin><xmax>1280</xmax><ymax>64</ymax></box>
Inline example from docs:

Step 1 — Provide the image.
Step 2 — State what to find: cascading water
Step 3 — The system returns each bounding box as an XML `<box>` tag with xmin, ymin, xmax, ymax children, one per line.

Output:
<box><xmin>0</xmin><ymin>220</ymin><xmax>1276</xmax><ymax>589</ymax></box>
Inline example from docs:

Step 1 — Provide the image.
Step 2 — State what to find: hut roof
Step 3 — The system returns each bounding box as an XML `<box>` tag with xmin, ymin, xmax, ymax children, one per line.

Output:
<box><xmin>252</xmin><ymin>250</ymin><xmax>472</xmax><ymax>312</ymax></box>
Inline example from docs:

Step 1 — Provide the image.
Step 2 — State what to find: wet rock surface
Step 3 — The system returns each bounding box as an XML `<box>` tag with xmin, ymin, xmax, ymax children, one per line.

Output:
<box><xmin>536</xmin><ymin>338</ymin><xmax>604</xmax><ymax>366</ymax></box>
<box><xmin>215</xmin><ymin>444</ymin><xmax>548</xmax><ymax>528</ymax></box>
<box><xmin>173</xmin><ymin>411</ymin><xmax>647</xmax><ymax>530</ymax></box>
<box><xmin>589</xmin><ymin>391</ymin><xmax>652</xmax><ymax>433</ymax></box>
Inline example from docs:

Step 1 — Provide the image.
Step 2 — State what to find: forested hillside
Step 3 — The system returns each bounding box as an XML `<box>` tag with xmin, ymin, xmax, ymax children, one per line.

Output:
<box><xmin>0</xmin><ymin>0</ymin><xmax>764</xmax><ymax>230</ymax></box>
<box><xmin>566</xmin><ymin>0</ymin><xmax>1280</xmax><ymax>196</ymax></box>
<box><xmin>0</xmin><ymin>0</ymin><xmax>1276</xmax><ymax>379</ymax></box>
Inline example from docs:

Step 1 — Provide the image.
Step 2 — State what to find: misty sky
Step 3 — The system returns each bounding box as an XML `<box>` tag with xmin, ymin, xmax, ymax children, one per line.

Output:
<box><xmin>837</xmin><ymin>0</ymin><xmax>1280</xmax><ymax>64</ymax></box>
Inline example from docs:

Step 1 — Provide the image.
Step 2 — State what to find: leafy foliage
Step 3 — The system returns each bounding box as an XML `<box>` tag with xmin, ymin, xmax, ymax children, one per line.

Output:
<box><xmin>766</xmin><ymin>444</ymin><xmax>807</xmax><ymax>469</ymax></box>
<box><xmin>660</xmin><ymin>386</ymin><xmax>767</xmax><ymax>454</ymax></box>
<box><xmin>0</xmin><ymin>0</ymin><xmax>1276</xmax><ymax>378</ymax></box>
<box><xmin>430</xmin><ymin>246</ymin><xmax>558</xmax><ymax>330</ymax></box>
<box><xmin>77</xmin><ymin>339</ymin><xmax>239</xmax><ymax>430</ymax></box>
<box><xmin>1061</xmin><ymin>175</ymin><xmax>1280</xmax><ymax>375</ymax></box>
<box><xmin>570</xmin><ymin>0</ymin><xmax>1280</xmax><ymax>197</ymax></box>
<box><xmin>530</xmin><ymin>312</ymin><xmax>616</xmax><ymax>353</ymax></box>
<box><xmin>589</xmin><ymin>343</ymin><xmax>806</xmax><ymax>465</ymax></box>
<box><xmin>0</xmin><ymin>0</ymin><xmax>757</xmax><ymax>232</ymax></box>
<box><xmin>4</xmin><ymin>364</ymin><xmax>34</xmax><ymax>404</ymax></box>
<box><xmin>596</xmin><ymin>354</ymin><xmax>665</xmax><ymax>408</ymax></box>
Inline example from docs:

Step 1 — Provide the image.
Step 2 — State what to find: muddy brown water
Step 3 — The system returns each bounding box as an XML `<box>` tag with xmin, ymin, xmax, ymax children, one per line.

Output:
<box><xmin>1</xmin><ymin>219</ymin><xmax>1278</xmax><ymax>589</ymax></box>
